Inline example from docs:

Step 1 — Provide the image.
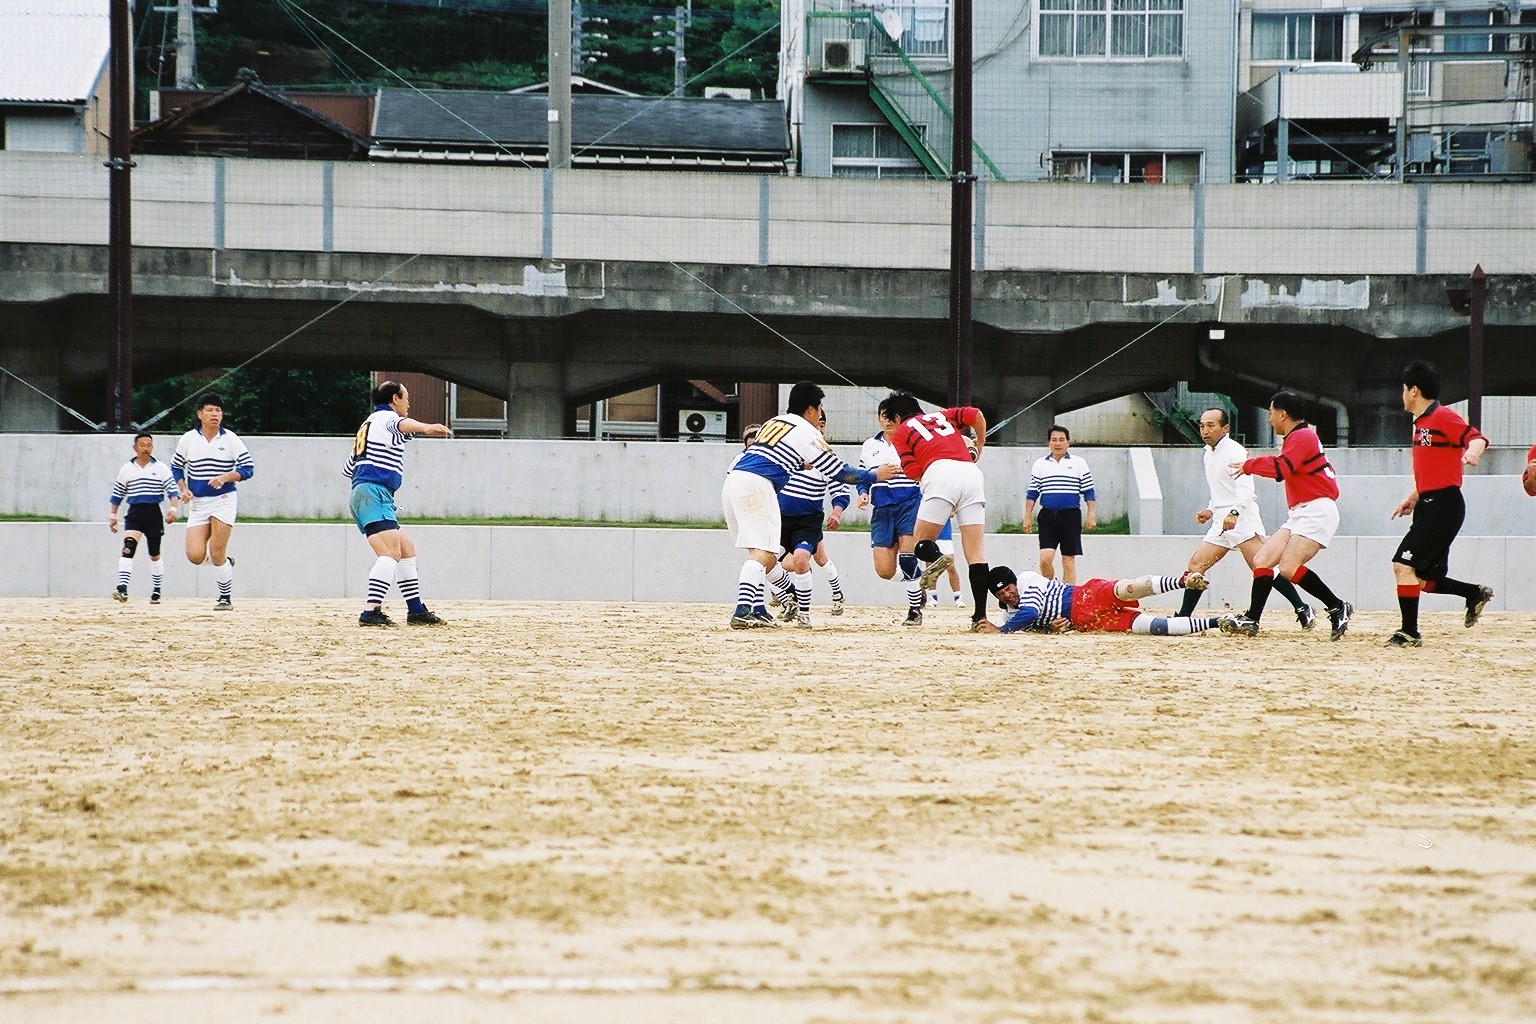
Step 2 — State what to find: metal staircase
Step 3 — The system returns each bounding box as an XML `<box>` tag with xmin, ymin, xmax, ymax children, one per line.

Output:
<box><xmin>805</xmin><ymin>6</ymin><xmax>1005</xmax><ymax>181</ymax></box>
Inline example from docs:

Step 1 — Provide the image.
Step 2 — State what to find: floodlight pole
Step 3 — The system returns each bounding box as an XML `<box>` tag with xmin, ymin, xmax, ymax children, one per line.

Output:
<box><xmin>548</xmin><ymin>0</ymin><xmax>573</xmax><ymax>170</ymax></box>
<box><xmin>107</xmin><ymin>0</ymin><xmax>134</xmax><ymax>431</ymax></box>
<box><xmin>1468</xmin><ymin>264</ymin><xmax>1485</xmax><ymax>428</ymax></box>
<box><xmin>947</xmin><ymin>0</ymin><xmax>974</xmax><ymax>406</ymax></box>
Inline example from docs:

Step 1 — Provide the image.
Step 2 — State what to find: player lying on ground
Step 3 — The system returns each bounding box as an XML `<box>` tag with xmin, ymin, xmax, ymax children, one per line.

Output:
<box><xmin>987</xmin><ymin>565</ymin><xmax>1246</xmax><ymax>636</ymax></box>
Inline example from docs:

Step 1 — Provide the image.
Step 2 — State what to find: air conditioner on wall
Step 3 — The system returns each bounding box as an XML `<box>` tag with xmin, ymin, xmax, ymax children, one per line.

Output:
<box><xmin>822</xmin><ymin>38</ymin><xmax>866</xmax><ymax>72</ymax></box>
<box><xmin>679</xmin><ymin>409</ymin><xmax>729</xmax><ymax>439</ymax></box>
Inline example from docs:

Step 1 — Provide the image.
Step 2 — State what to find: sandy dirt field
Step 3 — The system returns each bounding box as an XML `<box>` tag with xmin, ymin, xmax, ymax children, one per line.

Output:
<box><xmin>1</xmin><ymin>596</ymin><xmax>1533</xmax><ymax>1024</ymax></box>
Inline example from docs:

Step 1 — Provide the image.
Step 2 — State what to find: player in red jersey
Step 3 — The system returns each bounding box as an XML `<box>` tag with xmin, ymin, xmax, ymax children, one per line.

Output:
<box><xmin>1525</xmin><ymin>443</ymin><xmax>1536</xmax><ymax>496</ymax></box>
<box><xmin>1386</xmin><ymin>361</ymin><xmax>1493</xmax><ymax>647</ymax></box>
<box><xmin>1228</xmin><ymin>390</ymin><xmax>1353</xmax><ymax>640</ymax></box>
<box><xmin>879</xmin><ymin>392</ymin><xmax>997</xmax><ymax>632</ymax></box>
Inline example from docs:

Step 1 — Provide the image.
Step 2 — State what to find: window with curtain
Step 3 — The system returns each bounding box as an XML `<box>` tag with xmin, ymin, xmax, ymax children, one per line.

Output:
<box><xmin>1252</xmin><ymin>13</ymin><xmax>1344</xmax><ymax>61</ymax></box>
<box><xmin>1039</xmin><ymin>0</ymin><xmax>1182</xmax><ymax>59</ymax></box>
<box><xmin>831</xmin><ymin>123</ymin><xmax>929</xmax><ymax>178</ymax></box>
<box><xmin>1444</xmin><ymin>9</ymin><xmax>1507</xmax><ymax>54</ymax></box>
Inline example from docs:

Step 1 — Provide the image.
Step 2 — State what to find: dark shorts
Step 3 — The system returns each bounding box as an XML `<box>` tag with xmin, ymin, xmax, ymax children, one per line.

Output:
<box><xmin>123</xmin><ymin>503</ymin><xmax>165</xmax><ymax>557</ymax></box>
<box><xmin>1038</xmin><ymin>507</ymin><xmax>1084</xmax><ymax>556</ymax></box>
<box><xmin>1393</xmin><ymin>486</ymin><xmax>1464</xmax><ymax>581</ymax></box>
<box><xmin>780</xmin><ymin>512</ymin><xmax>824</xmax><ymax>556</ymax></box>
<box><xmin>870</xmin><ymin>495</ymin><xmax>920</xmax><ymax>549</ymax></box>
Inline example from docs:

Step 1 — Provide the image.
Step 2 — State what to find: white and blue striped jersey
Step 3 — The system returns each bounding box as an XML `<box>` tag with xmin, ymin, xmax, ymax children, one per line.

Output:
<box><xmin>1026</xmin><ymin>453</ymin><xmax>1095</xmax><ymax>511</ymax></box>
<box><xmin>345</xmin><ymin>406</ymin><xmax>411</xmax><ymax>492</ymax></box>
<box><xmin>1000</xmin><ymin>571</ymin><xmax>1071</xmax><ymax>633</ymax></box>
<box><xmin>171</xmin><ymin>428</ymin><xmax>253</xmax><ymax>498</ymax></box>
<box><xmin>779</xmin><ymin>466</ymin><xmax>852</xmax><ymax>518</ymax></box>
<box><xmin>728</xmin><ymin>413</ymin><xmax>875</xmax><ymax>491</ymax></box>
<box><xmin>110</xmin><ymin>457</ymin><xmax>178</xmax><ymax>507</ymax></box>
<box><xmin>857</xmin><ymin>432</ymin><xmax>920</xmax><ymax>506</ymax></box>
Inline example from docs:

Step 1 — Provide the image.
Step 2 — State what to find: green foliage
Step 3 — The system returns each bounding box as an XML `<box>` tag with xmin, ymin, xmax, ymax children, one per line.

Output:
<box><xmin>134</xmin><ymin>368</ymin><xmax>373</xmax><ymax>436</ymax></box>
<box><xmin>998</xmin><ymin>515</ymin><xmax>1130</xmax><ymax>536</ymax></box>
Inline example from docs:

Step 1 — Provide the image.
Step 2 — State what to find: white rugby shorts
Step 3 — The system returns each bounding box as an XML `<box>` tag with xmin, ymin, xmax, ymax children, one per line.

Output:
<box><xmin>186</xmin><ymin>491</ymin><xmax>239</xmax><ymax>528</ymax></box>
<box><xmin>1201</xmin><ymin>505</ymin><xmax>1265</xmax><ymax>550</ymax></box>
<box><xmin>1278</xmin><ymin>497</ymin><xmax>1339</xmax><ymax>549</ymax></box>
<box><xmin>918</xmin><ymin>459</ymin><xmax>986</xmax><ymax>527</ymax></box>
<box><xmin>722</xmin><ymin>470</ymin><xmax>780</xmax><ymax>552</ymax></box>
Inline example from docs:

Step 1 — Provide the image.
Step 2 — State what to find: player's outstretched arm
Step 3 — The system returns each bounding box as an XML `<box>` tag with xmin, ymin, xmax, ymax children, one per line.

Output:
<box><xmin>400</xmin><ymin>418</ymin><xmax>453</xmax><ymax>437</ymax></box>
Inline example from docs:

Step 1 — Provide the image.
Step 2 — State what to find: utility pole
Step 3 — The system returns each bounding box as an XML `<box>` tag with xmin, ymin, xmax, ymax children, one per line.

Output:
<box><xmin>548</xmin><ymin>0</ymin><xmax>572</xmax><ymax>169</ymax></box>
<box><xmin>175</xmin><ymin>0</ymin><xmax>198</xmax><ymax>87</ymax></box>
<box><xmin>947</xmin><ymin>0</ymin><xmax>974</xmax><ymax>406</ymax></box>
<box><xmin>653</xmin><ymin>2</ymin><xmax>691</xmax><ymax>97</ymax></box>
<box><xmin>1468</xmin><ymin>264</ymin><xmax>1485</xmax><ymax>428</ymax></box>
<box><xmin>572</xmin><ymin>2</ymin><xmax>608</xmax><ymax>70</ymax></box>
<box><xmin>107</xmin><ymin>0</ymin><xmax>134</xmax><ymax>431</ymax></box>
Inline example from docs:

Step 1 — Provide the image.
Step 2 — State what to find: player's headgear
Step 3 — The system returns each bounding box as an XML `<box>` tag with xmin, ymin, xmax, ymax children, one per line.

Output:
<box><xmin>987</xmin><ymin>565</ymin><xmax>1017</xmax><ymax>596</ymax></box>
<box><xmin>786</xmin><ymin>381</ymin><xmax>825</xmax><ymax>416</ymax></box>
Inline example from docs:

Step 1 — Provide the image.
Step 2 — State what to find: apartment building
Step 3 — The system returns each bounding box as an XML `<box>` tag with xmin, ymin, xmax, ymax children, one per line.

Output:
<box><xmin>779</xmin><ymin>0</ymin><xmax>1534</xmax><ymax>183</ymax></box>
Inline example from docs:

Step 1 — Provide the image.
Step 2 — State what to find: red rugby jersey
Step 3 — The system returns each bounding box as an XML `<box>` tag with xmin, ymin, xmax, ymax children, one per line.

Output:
<box><xmin>1242</xmin><ymin>423</ymin><xmax>1340</xmax><ymax>507</ymax></box>
<box><xmin>891</xmin><ymin>407</ymin><xmax>980</xmax><ymax>481</ymax></box>
<box><xmin>1410</xmin><ymin>402</ymin><xmax>1485</xmax><ymax>492</ymax></box>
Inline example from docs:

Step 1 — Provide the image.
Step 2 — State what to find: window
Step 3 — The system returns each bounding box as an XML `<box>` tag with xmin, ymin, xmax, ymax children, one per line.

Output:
<box><xmin>1039</xmin><ymin>0</ymin><xmax>1183</xmax><ymax>60</ymax></box>
<box><xmin>1358</xmin><ymin>12</ymin><xmax>1431</xmax><ymax>94</ymax></box>
<box><xmin>831</xmin><ymin>123</ymin><xmax>929</xmax><ymax>178</ymax></box>
<box><xmin>1444</xmin><ymin>9</ymin><xmax>1507</xmax><ymax>55</ymax></box>
<box><xmin>1252</xmin><ymin>13</ymin><xmax>1344</xmax><ymax>62</ymax></box>
<box><xmin>877</xmin><ymin>0</ymin><xmax>950</xmax><ymax>59</ymax></box>
<box><xmin>1051</xmin><ymin>150</ymin><xmax>1201</xmax><ymax>183</ymax></box>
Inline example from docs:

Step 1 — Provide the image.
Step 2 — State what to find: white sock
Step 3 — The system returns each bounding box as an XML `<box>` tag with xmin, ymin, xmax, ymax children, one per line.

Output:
<box><xmin>150</xmin><ymin>559</ymin><xmax>164</xmax><ymax>591</ymax></box>
<box><xmin>367</xmin><ymin>556</ymin><xmax>398</xmax><ymax>607</ymax></box>
<box><xmin>793</xmin><ymin>571</ymin><xmax>813</xmax><ymax>615</ymax></box>
<box><xmin>736</xmin><ymin>560</ymin><xmax>767</xmax><ymax>611</ymax></box>
<box><xmin>214</xmin><ymin>558</ymin><xmax>234</xmax><ymax>599</ymax></box>
<box><xmin>116</xmin><ymin>557</ymin><xmax>133</xmax><ymax>591</ymax></box>
<box><xmin>1131</xmin><ymin>613</ymin><xmax>1217</xmax><ymax>635</ymax></box>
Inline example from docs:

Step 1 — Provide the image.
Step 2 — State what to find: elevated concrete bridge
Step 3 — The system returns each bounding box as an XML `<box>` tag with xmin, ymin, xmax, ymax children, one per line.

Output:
<box><xmin>2</xmin><ymin>154</ymin><xmax>1533</xmax><ymax>442</ymax></box>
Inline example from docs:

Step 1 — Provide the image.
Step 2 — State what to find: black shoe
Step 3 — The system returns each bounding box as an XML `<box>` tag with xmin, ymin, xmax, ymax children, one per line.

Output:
<box><xmin>358</xmin><ymin>608</ymin><xmax>396</xmax><ymax>627</ymax></box>
<box><xmin>904</xmin><ymin>608</ymin><xmax>923</xmax><ymax>627</ymax></box>
<box><xmin>1327</xmin><ymin>602</ymin><xmax>1352</xmax><ymax>641</ymax></box>
<box><xmin>214</xmin><ymin>596</ymin><xmax>233</xmax><ymax>611</ymax></box>
<box><xmin>150</xmin><ymin>590</ymin><xmax>161</xmax><ymax>605</ymax></box>
<box><xmin>1385</xmin><ymin>630</ymin><xmax>1422</xmax><ymax>648</ymax></box>
<box><xmin>407</xmin><ymin>608</ymin><xmax>446</xmax><ymax>625</ymax></box>
<box><xmin>1295</xmin><ymin>604</ymin><xmax>1315</xmax><ymax>630</ymax></box>
<box><xmin>113</xmin><ymin>586</ymin><xmax>128</xmax><ymax>603</ymax></box>
<box><xmin>1465</xmin><ymin>586</ymin><xmax>1493</xmax><ymax>628</ymax></box>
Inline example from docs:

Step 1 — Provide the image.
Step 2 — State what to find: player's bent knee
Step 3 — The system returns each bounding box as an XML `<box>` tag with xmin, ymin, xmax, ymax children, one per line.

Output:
<box><xmin>913</xmin><ymin>539</ymin><xmax>941</xmax><ymax>563</ymax></box>
<box><xmin>121</xmin><ymin>537</ymin><xmax>137</xmax><ymax>558</ymax></box>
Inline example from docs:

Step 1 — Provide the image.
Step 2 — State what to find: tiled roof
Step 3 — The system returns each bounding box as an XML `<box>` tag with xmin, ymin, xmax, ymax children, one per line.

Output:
<box><xmin>373</xmin><ymin>88</ymin><xmax>788</xmax><ymax>156</ymax></box>
<box><xmin>0</xmin><ymin>0</ymin><xmax>111</xmax><ymax>105</ymax></box>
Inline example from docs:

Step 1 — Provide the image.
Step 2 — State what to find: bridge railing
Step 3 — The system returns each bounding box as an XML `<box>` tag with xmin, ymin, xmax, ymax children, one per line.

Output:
<box><xmin>1</xmin><ymin>152</ymin><xmax>1531</xmax><ymax>275</ymax></box>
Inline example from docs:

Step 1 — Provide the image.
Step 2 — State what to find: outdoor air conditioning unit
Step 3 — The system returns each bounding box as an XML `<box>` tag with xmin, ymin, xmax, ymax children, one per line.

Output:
<box><xmin>679</xmin><ymin>409</ymin><xmax>728</xmax><ymax>440</ymax></box>
<box><xmin>822</xmin><ymin>38</ymin><xmax>866</xmax><ymax>72</ymax></box>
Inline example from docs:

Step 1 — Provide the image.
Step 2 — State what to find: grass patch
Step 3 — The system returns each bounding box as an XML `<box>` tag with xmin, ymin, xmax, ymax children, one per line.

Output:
<box><xmin>242</xmin><ymin>516</ymin><xmax>730</xmax><ymax>529</ymax></box>
<box><xmin>0</xmin><ymin>514</ymin><xmax>69</xmax><ymax>522</ymax></box>
<box><xmin>998</xmin><ymin>514</ymin><xmax>1129</xmax><ymax>536</ymax></box>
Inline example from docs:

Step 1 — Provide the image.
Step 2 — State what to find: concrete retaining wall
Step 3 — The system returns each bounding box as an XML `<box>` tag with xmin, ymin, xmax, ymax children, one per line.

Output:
<box><xmin>6</xmin><ymin>435</ymin><xmax>1534</xmax><ymax>535</ymax></box>
<box><xmin>8</xmin><ymin>523</ymin><xmax>1533</xmax><ymax>613</ymax></box>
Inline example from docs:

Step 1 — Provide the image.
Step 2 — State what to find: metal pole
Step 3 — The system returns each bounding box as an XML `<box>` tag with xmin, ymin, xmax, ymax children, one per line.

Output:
<box><xmin>947</xmin><ymin>0</ymin><xmax>973</xmax><ymax>406</ymax></box>
<box><xmin>175</xmin><ymin>0</ymin><xmax>198</xmax><ymax>88</ymax></box>
<box><xmin>548</xmin><ymin>0</ymin><xmax>572</xmax><ymax>170</ymax></box>
<box><xmin>107</xmin><ymin>0</ymin><xmax>134</xmax><ymax>431</ymax></box>
<box><xmin>673</xmin><ymin>5</ymin><xmax>689</xmax><ymax>97</ymax></box>
<box><xmin>1395</xmin><ymin>29</ymin><xmax>1408</xmax><ymax>182</ymax></box>
<box><xmin>1468</xmin><ymin>264</ymin><xmax>1485</xmax><ymax>428</ymax></box>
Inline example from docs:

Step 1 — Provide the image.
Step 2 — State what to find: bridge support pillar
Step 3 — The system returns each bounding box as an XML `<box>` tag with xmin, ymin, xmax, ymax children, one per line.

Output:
<box><xmin>0</xmin><ymin>324</ymin><xmax>63</xmax><ymax>431</ymax></box>
<box><xmin>504</xmin><ymin>361</ymin><xmax>567</xmax><ymax>438</ymax></box>
<box><xmin>973</xmin><ymin>375</ymin><xmax>1053</xmax><ymax>447</ymax></box>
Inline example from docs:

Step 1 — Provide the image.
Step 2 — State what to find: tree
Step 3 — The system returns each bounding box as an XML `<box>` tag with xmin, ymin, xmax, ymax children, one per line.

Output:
<box><xmin>135</xmin><ymin>368</ymin><xmax>373</xmax><ymax>435</ymax></box>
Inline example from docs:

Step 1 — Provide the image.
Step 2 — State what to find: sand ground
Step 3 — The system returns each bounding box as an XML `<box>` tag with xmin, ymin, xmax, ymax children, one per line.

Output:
<box><xmin>1</xmin><ymin>597</ymin><xmax>1533</xmax><ymax>1024</ymax></box>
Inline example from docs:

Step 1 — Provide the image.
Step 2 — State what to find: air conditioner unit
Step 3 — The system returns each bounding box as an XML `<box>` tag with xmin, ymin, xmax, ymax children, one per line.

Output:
<box><xmin>679</xmin><ymin>409</ymin><xmax>728</xmax><ymax>440</ymax></box>
<box><xmin>821</xmin><ymin>38</ymin><xmax>866</xmax><ymax>72</ymax></box>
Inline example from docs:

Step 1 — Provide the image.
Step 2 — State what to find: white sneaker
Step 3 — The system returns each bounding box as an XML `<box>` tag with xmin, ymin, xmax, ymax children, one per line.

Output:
<box><xmin>927</xmin><ymin>590</ymin><xmax>940</xmax><ymax>606</ymax></box>
<box><xmin>831</xmin><ymin>596</ymin><xmax>845</xmax><ymax>616</ymax></box>
<box><xmin>952</xmin><ymin>593</ymin><xmax>963</xmax><ymax>606</ymax></box>
<box><xmin>793</xmin><ymin>613</ymin><xmax>814</xmax><ymax>629</ymax></box>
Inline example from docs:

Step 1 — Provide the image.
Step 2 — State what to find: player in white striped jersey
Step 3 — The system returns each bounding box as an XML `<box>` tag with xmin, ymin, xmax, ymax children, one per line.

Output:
<box><xmin>171</xmin><ymin>393</ymin><xmax>254</xmax><ymax>610</ymax></box>
<box><xmin>769</xmin><ymin>410</ymin><xmax>852</xmax><ymax>628</ymax></box>
<box><xmin>345</xmin><ymin>381</ymin><xmax>453</xmax><ymax>627</ymax></box>
<box><xmin>723</xmin><ymin>381</ymin><xmax>895</xmax><ymax>628</ymax></box>
<box><xmin>108</xmin><ymin>432</ymin><xmax>180</xmax><ymax>603</ymax></box>
<box><xmin>856</xmin><ymin>411</ymin><xmax>925</xmax><ymax>625</ymax></box>
<box><xmin>988</xmin><ymin>565</ymin><xmax>1243</xmax><ymax>637</ymax></box>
